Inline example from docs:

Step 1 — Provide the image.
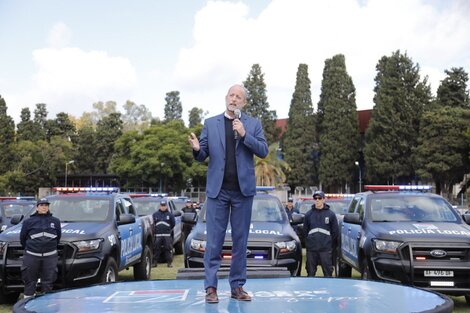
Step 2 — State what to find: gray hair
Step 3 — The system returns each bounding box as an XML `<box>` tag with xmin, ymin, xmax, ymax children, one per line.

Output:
<box><xmin>227</xmin><ymin>84</ymin><xmax>248</xmax><ymax>100</ymax></box>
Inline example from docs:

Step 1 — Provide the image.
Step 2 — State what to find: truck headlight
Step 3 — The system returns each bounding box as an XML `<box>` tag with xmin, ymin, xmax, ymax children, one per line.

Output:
<box><xmin>275</xmin><ymin>240</ymin><xmax>297</xmax><ymax>253</ymax></box>
<box><xmin>73</xmin><ymin>239</ymin><xmax>103</xmax><ymax>253</ymax></box>
<box><xmin>373</xmin><ymin>239</ymin><xmax>401</xmax><ymax>254</ymax></box>
<box><xmin>191</xmin><ymin>239</ymin><xmax>206</xmax><ymax>252</ymax></box>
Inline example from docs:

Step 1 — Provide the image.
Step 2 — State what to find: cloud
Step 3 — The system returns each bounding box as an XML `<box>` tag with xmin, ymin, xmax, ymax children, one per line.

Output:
<box><xmin>173</xmin><ymin>0</ymin><xmax>470</xmax><ymax>118</ymax></box>
<box><xmin>47</xmin><ymin>22</ymin><xmax>72</xmax><ymax>48</ymax></box>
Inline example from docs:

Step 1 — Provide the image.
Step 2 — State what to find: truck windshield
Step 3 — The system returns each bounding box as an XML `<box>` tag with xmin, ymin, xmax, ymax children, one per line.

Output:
<box><xmin>370</xmin><ymin>196</ymin><xmax>458</xmax><ymax>222</ymax></box>
<box><xmin>49</xmin><ymin>199</ymin><xmax>110</xmax><ymax>222</ymax></box>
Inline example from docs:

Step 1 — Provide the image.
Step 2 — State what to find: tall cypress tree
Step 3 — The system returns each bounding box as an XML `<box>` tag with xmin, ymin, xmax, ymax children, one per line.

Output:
<box><xmin>17</xmin><ymin>108</ymin><xmax>38</xmax><ymax>142</ymax></box>
<box><xmin>317</xmin><ymin>54</ymin><xmax>360</xmax><ymax>192</ymax></box>
<box><xmin>436</xmin><ymin>67</ymin><xmax>470</xmax><ymax>109</ymax></box>
<box><xmin>95</xmin><ymin>113</ymin><xmax>123</xmax><ymax>174</ymax></box>
<box><xmin>282</xmin><ymin>64</ymin><xmax>317</xmax><ymax>191</ymax></box>
<box><xmin>243</xmin><ymin>64</ymin><xmax>280</xmax><ymax>144</ymax></box>
<box><xmin>364</xmin><ymin>50</ymin><xmax>431</xmax><ymax>184</ymax></box>
<box><xmin>164</xmin><ymin>91</ymin><xmax>183</xmax><ymax>122</ymax></box>
<box><xmin>0</xmin><ymin>96</ymin><xmax>16</xmax><ymax>175</ymax></box>
<box><xmin>33</xmin><ymin>103</ymin><xmax>48</xmax><ymax>140</ymax></box>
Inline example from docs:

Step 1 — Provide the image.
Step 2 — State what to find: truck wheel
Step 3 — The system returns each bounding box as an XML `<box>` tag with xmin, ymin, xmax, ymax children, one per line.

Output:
<box><xmin>465</xmin><ymin>295</ymin><xmax>470</xmax><ymax>306</ymax></box>
<box><xmin>361</xmin><ymin>257</ymin><xmax>377</xmax><ymax>280</ymax></box>
<box><xmin>0</xmin><ymin>290</ymin><xmax>20</xmax><ymax>304</ymax></box>
<box><xmin>174</xmin><ymin>238</ymin><xmax>184</xmax><ymax>255</ymax></box>
<box><xmin>134</xmin><ymin>246</ymin><xmax>151</xmax><ymax>280</ymax></box>
<box><xmin>335</xmin><ymin>256</ymin><xmax>352</xmax><ymax>277</ymax></box>
<box><xmin>101</xmin><ymin>257</ymin><xmax>118</xmax><ymax>283</ymax></box>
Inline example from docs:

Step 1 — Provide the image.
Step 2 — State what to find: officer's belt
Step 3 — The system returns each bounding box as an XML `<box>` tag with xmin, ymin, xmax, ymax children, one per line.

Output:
<box><xmin>156</xmin><ymin>221</ymin><xmax>170</xmax><ymax>227</ymax></box>
<box><xmin>155</xmin><ymin>234</ymin><xmax>171</xmax><ymax>237</ymax></box>
<box><xmin>26</xmin><ymin>250</ymin><xmax>57</xmax><ymax>257</ymax></box>
<box><xmin>30</xmin><ymin>232</ymin><xmax>57</xmax><ymax>239</ymax></box>
<box><xmin>308</xmin><ymin>228</ymin><xmax>331</xmax><ymax>236</ymax></box>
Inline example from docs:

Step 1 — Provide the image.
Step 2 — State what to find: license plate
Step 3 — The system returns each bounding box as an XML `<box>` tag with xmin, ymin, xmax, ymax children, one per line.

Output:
<box><xmin>424</xmin><ymin>270</ymin><xmax>453</xmax><ymax>277</ymax></box>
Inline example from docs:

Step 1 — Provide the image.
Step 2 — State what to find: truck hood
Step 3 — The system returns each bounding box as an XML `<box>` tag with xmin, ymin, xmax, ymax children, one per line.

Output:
<box><xmin>196</xmin><ymin>222</ymin><xmax>295</xmax><ymax>242</ymax></box>
<box><xmin>370</xmin><ymin>222</ymin><xmax>470</xmax><ymax>242</ymax></box>
<box><xmin>0</xmin><ymin>222</ymin><xmax>107</xmax><ymax>242</ymax></box>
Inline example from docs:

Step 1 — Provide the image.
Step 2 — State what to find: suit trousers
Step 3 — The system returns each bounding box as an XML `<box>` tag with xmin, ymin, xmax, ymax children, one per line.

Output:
<box><xmin>204</xmin><ymin>189</ymin><xmax>254</xmax><ymax>290</ymax></box>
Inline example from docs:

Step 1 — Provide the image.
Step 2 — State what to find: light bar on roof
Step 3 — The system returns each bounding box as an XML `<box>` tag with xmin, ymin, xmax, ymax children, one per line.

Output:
<box><xmin>256</xmin><ymin>186</ymin><xmax>275</xmax><ymax>191</ymax></box>
<box><xmin>365</xmin><ymin>185</ymin><xmax>432</xmax><ymax>191</ymax></box>
<box><xmin>53</xmin><ymin>187</ymin><xmax>119</xmax><ymax>193</ymax></box>
<box><xmin>325</xmin><ymin>193</ymin><xmax>355</xmax><ymax>198</ymax></box>
<box><xmin>149</xmin><ymin>193</ymin><xmax>168</xmax><ymax>197</ymax></box>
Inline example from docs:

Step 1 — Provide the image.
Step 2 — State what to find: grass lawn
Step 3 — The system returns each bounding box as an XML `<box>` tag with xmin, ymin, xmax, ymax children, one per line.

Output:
<box><xmin>2</xmin><ymin>252</ymin><xmax>470</xmax><ymax>312</ymax></box>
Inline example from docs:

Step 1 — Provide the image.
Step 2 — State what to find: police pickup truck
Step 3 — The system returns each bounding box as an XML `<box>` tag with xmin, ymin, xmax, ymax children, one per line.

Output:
<box><xmin>182</xmin><ymin>190</ymin><xmax>303</xmax><ymax>276</ymax></box>
<box><xmin>0</xmin><ymin>187</ymin><xmax>154</xmax><ymax>304</ymax></box>
<box><xmin>0</xmin><ymin>197</ymin><xmax>36</xmax><ymax>233</ymax></box>
<box><xmin>130</xmin><ymin>194</ymin><xmax>184</xmax><ymax>255</ymax></box>
<box><xmin>336</xmin><ymin>185</ymin><xmax>470</xmax><ymax>305</ymax></box>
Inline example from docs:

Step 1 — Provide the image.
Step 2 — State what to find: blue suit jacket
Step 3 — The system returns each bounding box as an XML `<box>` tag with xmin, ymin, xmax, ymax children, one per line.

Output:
<box><xmin>194</xmin><ymin>112</ymin><xmax>268</xmax><ymax>198</ymax></box>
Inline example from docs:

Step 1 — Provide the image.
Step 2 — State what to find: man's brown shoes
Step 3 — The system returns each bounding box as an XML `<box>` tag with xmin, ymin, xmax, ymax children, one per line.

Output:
<box><xmin>205</xmin><ymin>287</ymin><xmax>219</xmax><ymax>303</ymax></box>
<box><xmin>231</xmin><ymin>287</ymin><xmax>252</xmax><ymax>301</ymax></box>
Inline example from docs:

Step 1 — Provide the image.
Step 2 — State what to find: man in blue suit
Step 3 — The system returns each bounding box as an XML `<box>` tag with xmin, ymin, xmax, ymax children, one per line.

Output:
<box><xmin>188</xmin><ymin>84</ymin><xmax>268</xmax><ymax>303</ymax></box>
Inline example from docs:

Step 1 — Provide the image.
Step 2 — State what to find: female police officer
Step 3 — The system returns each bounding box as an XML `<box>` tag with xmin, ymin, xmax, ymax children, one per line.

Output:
<box><xmin>20</xmin><ymin>198</ymin><xmax>61</xmax><ymax>298</ymax></box>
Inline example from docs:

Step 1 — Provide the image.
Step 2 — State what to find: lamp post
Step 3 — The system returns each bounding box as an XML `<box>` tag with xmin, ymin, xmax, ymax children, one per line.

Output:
<box><xmin>355</xmin><ymin>161</ymin><xmax>362</xmax><ymax>192</ymax></box>
<box><xmin>65</xmin><ymin>160</ymin><xmax>75</xmax><ymax>187</ymax></box>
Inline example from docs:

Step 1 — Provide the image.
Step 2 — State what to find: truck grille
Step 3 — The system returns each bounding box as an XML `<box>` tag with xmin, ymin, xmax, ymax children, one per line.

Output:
<box><xmin>3</xmin><ymin>242</ymin><xmax>76</xmax><ymax>286</ymax></box>
<box><xmin>222</xmin><ymin>241</ymin><xmax>273</xmax><ymax>261</ymax></box>
<box><xmin>398</xmin><ymin>242</ymin><xmax>470</xmax><ymax>289</ymax></box>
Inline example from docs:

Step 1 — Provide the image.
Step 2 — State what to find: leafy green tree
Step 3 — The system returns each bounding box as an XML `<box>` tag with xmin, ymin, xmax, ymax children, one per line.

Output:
<box><xmin>122</xmin><ymin>100</ymin><xmax>153</xmax><ymax>133</ymax></box>
<box><xmin>255</xmin><ymin>143</ymin><xmax>290</xmax><ymax>186</ymax></box>
<box><xmin>188</xmin><ymin>107</ymin><xmax>204</xmax><ymax>128</ymax></box>
<box><xmin>243</xmin><ymin>64</ymin><xmax>280</xmax><ymax>144</ymax></box>
<box><xmin>364</xmin><ymin>50</ymin><xmax>432</xmax><ymax>184</ymax></box>
<box><xmin>95</xmin><ymin>113</ymin><xmax>123</xmax><ymax>173</ymax></box>
<box><xmin>0</xmin><ymin>96</ymin><xmax>16</xmax><ymax>175</ymax></box>
<box><xmin>91</xmin><ymin>101</ymin><xmax>118</xmax><ymax>124</ymax></box>
<box><xmin>110</xmin><ymin>121</ymin><xmax>197</xmax><ymax>191</ymax></box>
<box><xmin>282</xmin><ymin>64</ymin><xmax>317</xmax><ymax>190</ymax></box>
<box><xmin>17</xmin><ymin>108</ymin><xmax>38</xmax><ymax>142</ymax></box>
<box><xmin>317</xmin><ymin>54</ymin><xmax>360</xmax><ymax>192</ymax></box>
<box><xmin>415</xmin><ymin>107</ymin><xmax>470</xmax><ymax>196</ymax></box>
<box><xmin>164</xmin><ymin>91</ymin><xmax>183</xmax><ymax>122</ymax></box>
<box><xmin>436</xmin><ymin>67</ymin><xmax>470</xmax><ymax>108</ymax></box>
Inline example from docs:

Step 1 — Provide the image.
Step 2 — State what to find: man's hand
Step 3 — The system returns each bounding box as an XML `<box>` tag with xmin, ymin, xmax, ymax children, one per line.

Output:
<box><xmin>233</xmin><ymin>119</ymin><xmax>246</xmax><ymax>138</ymax></box>
<box><xmin>188</xmin><ymin>133</ymin><xmax>200</xmax><ymax>151</ymax></box>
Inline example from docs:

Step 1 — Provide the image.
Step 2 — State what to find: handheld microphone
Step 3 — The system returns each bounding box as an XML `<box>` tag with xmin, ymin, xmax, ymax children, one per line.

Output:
<box><xmin>233</xmin><ymin>109</ymin><xmax>241</xmax><ymax>139</ymax></box>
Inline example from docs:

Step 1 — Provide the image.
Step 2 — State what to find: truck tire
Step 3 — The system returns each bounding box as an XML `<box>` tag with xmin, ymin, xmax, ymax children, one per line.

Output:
<box><xmin>134</xmin><ymin>245</ymin><xmax>151</xmax><ymax>280</ymax></box>
<box><xmin>335</xmin><ymin>248</ymin><xmax>352</xmax><ymax>278</ymax></box>
<box><xmin>361</xmin><ymin>256</ymin><xmax>377</xmax><ymax>280</ymax></box>
<box><xmin>174</xmin><ymin>237</ymin><xmax>184</xmax><ymax>255</ymax></box>
<box><xmin>0</xmin><ymin>290</ymin><xmax>20</xmax><ymax>304</ymax></box>
<box><xmin>101</xmin><ymin>257</ymin><xmax>118</xmax><ymax>283</ymax></box>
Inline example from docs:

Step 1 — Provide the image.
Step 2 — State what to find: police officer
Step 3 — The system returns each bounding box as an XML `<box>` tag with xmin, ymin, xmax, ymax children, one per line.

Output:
<box><xmin>20</xmin><ymin>198</ymin><xmax>61</xmax><ymax>298</ymax></box>
<box><xmin>284</xmin><ymin>197</ymin><xmax>299</xmax><ymax>222</ymax></box>
<box><xmin>303</xmin><ymin>191</ymin><xmax>338</xmax><ymax>277</ymax></box>
<box><xmin>153</xmin><ymin>200</ymin><xmax>175</xmax><ymax>267</ymax></box>
<box><xmin>181</xmin><ymin>199</ymin><xmax>196</xmax><ymax>241</ymax></box>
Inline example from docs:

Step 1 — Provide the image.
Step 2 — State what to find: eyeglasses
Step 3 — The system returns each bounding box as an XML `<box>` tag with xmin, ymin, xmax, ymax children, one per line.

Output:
<box><xmin>313</xmin><ymin>197</ymin><xmax>323</xmax><ymax>200</ymax></box>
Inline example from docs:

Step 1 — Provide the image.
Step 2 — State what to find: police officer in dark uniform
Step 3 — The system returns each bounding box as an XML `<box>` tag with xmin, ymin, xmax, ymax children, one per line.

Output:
<box><xmin>303</xmin><ymin>191</ymin><xmax>338</xmax><ymax>277</ymax></box>
<box><xmin>285</xmin><ymin>197</ymin><xmax>300</xmax><ymax>232</ymax></box>
<box><xmin>181</xmin><ymin>199</ymin><xmax>196</xmax><ymax>242</ymax></box>
<box><xmin>20</xmin><ymin>198</ymin><xmax>61</xmax><ymax>298</ymax></box>
<box><xmin>153</xmin><ymin>200</ymin><xmax>175</xmax><ymax>267</ymax></box>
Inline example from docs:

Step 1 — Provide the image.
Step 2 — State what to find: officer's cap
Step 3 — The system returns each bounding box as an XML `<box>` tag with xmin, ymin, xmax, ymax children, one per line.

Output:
<box><xmin>313</xmin><ymin>190</ymin><xmax>325</xmax><ymax>199</ymax></box>
<box><xmin>160</xmin><ymin>200</ymin><xmax>167</xmax><ymax>206</ymax></box>
<box><xmin>36</xmin><ymin>198</ymin><xmax>50</xmax><ymax>206</ymax></box>
<box><xmin>288</xmin><ymin>197</ymin><xmax>294</xmax><ymax>202</ymax></box>
<box><xmin>186</xmin><ymin>199</ymin><xmax>192</xmax><ymax>203</ymax></box>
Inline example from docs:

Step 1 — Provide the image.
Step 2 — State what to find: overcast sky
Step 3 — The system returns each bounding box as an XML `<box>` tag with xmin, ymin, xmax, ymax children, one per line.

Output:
<box><xmin>1</xmin><ymin>0</ymin><xmax>469</xmax><ymax>124</ymax></box>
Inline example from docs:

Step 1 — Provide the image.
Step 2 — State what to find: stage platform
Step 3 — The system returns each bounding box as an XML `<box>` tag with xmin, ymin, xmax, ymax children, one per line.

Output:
<box><xmin>14</xmin><ymin>277</ymin><xmax>453</xmax><ymax>313</ymax></box>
